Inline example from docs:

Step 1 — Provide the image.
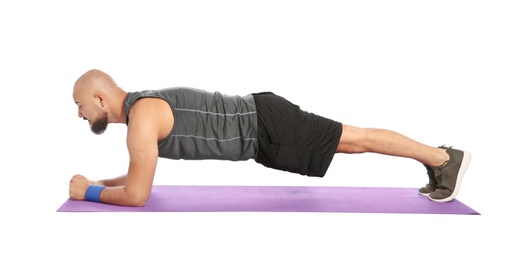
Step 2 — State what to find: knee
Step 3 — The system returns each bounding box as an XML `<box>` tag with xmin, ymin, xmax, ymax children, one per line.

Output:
<box><xmin>336</xmin><ymin>125</ymin><xmax>368</xmax><ymax>153</ymax></box>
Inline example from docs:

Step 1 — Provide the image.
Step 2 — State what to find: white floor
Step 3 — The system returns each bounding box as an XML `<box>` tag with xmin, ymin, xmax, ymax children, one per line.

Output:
<box><xmin>1</xmin><ymin>1</ymin><xmax>517</xmax><ymax>259</ymax></box>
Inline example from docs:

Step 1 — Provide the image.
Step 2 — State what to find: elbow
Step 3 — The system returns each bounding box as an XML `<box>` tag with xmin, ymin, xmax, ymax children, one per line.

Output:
<box><xmin>130</xmin><ymin>197</ymin><xmax>148</xmax><ymax>207</ymax></box>
<box><xmin>125</xmin><ymin>189</ymin><xmax>150</xmax><ymax>207</ymax></box>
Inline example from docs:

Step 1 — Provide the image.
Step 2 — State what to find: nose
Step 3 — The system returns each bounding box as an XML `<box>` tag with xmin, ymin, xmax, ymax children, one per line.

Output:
<box><xmin>78</xmin><ymin>109</ymin><xmax>83</xmax><ymax>119</ymax></box>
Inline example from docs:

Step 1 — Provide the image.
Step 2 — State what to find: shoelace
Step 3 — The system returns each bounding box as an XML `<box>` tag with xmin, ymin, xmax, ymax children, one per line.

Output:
<box><xmin>424</xmin><ymin>165</ymin><xmax>436</xmax><ymax>186</ymax></box>
<box><xmin>435</xmin><ymin>161</ymin><xmax>449</xmax><ymax>188</ymax></box>
<box><xmin>435</xmin><ymin>145</ymin><xmax>452</xmax><ymax>189</ymax></box>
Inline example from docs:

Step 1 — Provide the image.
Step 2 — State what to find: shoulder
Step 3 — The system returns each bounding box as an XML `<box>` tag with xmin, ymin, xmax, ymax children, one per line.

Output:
<box><xmin>129</xmin><ymin>97</ymin><xmax>171</xmax><ymax>119</ymax></box>
<box><xmin>127</xmin><ymin>97</ymin><xmax>174</xmax><ymax>141</ymax></box>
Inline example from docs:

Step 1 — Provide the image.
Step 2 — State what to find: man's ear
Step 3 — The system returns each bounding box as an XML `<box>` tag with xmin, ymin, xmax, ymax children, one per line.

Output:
<box><xmin>94</xmin><ymin>92</ymin><xmax>106</xmax><ymax>107</ymax></box>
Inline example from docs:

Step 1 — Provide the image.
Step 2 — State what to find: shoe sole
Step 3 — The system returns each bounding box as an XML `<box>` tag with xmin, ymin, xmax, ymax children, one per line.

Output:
<box><xmin>428</xmin><ymin>151</ymin><xmax>472</xmax><ymax>202</ymax></box>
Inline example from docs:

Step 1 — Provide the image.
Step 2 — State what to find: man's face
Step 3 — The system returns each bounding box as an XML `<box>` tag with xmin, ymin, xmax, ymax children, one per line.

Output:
<box><xmin>74</xmin><ymin>93</ymin><xmax>108</xmax><ymax>135</ymax></box>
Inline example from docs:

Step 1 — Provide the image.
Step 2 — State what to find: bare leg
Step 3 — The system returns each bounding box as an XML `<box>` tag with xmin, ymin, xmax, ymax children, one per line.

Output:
<box><xmin>336</xmin><ymin>124</ymin><xmax>448</xmax><ymax>167</ymax></box>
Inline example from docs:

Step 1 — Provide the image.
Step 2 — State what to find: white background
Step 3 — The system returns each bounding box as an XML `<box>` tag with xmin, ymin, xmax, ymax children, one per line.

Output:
<box><xmin>1</xmin><ymin>0</ymin><xmax>517</xmax><ymax>259</ymax></box>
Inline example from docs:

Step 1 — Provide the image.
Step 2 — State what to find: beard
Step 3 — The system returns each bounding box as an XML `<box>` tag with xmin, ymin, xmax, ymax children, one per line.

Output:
<box><xmin>91</xmin><ymin>111</ymin><xmax>108</xmax><ymax>135</ymax></box>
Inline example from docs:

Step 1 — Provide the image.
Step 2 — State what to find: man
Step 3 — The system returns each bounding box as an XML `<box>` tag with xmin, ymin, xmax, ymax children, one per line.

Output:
<box><xmin>69</xmin><ymin>69</ymin><xmax>471</xmax><ymax>206</ymax></box>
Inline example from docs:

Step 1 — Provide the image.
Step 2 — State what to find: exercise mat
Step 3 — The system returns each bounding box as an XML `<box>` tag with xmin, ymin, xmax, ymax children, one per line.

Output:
<box><xmin>57</xmin><ymin>185</ymin><xmax>480</xmax><ymax>215</ymax></box>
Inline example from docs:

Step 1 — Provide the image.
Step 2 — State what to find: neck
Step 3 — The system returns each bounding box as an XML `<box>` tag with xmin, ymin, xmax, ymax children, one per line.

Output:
<box><xmin>111</xmin><ymin>91</ymin><xmax>129</xmax><ymax>124</ymax></box>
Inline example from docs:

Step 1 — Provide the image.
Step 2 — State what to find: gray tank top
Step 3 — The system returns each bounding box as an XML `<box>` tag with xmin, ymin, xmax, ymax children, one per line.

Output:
<box><xmin>124</xmin><ymin>87</ymin><xmax>258</xmax><ymax>161</ymax></box>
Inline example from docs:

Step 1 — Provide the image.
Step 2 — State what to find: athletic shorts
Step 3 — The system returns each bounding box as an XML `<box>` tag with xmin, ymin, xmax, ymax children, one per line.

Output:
<box><xmin>251</xmin><ymin>92</ymin><xmax>343</xmax><ymax>177</ymax></box>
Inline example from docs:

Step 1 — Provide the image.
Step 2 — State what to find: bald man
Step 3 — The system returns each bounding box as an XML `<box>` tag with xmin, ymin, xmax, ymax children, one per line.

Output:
<box><xmin>70</xmin><ymin>69</ymin><xmax>472</xmax><ymax>206</ymax></box>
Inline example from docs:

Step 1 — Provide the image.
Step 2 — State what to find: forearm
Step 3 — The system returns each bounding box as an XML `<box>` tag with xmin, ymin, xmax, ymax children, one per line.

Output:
<box><xmin>98</xmin><ymin>185</ymin><xmax>150</xmax><ymax>207</ymax></box>
<box><xmin>93</xmin><ymin>174</ymin><xmax>127</xmax><ymax>187</ymax></box>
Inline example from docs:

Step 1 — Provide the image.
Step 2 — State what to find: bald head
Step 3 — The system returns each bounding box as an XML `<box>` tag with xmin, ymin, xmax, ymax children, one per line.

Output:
<box><xmin>73</xmin><ymin>69</ymin><xmax>128</xmax><ymax>133</ymax></box>
<box><xmin>74</xmin><ymin>69</ymin><xmax>119</xmax><ymax>94</ymax></box>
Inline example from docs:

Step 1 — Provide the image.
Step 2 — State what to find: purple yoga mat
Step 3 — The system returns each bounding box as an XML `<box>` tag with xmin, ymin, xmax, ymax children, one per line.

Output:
<box><xmin>57</xmin><ymin>185</ymin><xmax>479</xmax><ymax>214</ymax></box>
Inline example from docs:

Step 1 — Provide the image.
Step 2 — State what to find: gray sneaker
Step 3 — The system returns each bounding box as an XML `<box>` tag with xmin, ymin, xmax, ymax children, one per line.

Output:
<box><xmin>418</xmin><ymin>164</ymin><xmax>437</xmax><ymax>196</ymax></box>
<box><xmin>428</xmin><ymin>146</ymin><xmax>472</xmax><ymax>202</ymax></box>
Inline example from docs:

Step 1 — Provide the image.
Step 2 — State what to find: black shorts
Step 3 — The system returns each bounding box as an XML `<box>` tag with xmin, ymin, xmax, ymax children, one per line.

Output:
<box><xmin>251</xmin><ymin>92</ymin><xmax>343</xmax><ymax>177</ymax></box>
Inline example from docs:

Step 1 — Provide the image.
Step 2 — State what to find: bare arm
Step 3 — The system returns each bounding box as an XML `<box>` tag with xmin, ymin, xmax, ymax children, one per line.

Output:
<box><xmin>96</xmin><ymin>100</ymin><xmax>161</xmax><ymax>206</ymax></box>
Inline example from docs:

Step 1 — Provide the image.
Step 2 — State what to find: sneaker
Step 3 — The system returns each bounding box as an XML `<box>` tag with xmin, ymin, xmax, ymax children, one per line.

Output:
<box><xmin>418</xmin><ymin>164</ymin><xmax>437</xmax><ymax>196</ymax></box>
<box><xmin>428</xmin><ymin>146</ymin><xmax>472</xmax><ymax>202</ymax></box>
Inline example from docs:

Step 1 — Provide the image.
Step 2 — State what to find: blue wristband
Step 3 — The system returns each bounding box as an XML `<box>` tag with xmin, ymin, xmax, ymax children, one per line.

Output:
<box><xmin>85</xmin><ymin>185</ymin><xmax>106</xmax><ymax>203</ymax></box>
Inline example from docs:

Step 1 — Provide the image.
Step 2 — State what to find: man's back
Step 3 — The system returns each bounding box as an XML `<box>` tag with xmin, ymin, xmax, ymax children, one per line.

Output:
<box><xmin>124</xmin><ymin>87</ymin><xmax>258</xmax><ymax>161</ymax></box>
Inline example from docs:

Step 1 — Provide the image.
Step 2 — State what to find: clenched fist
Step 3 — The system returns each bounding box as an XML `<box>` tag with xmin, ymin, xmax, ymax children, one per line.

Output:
<box><xmin>69</xmin><ymin>174</ymin><xmax>91</xmax><ymax>200</ymax></box>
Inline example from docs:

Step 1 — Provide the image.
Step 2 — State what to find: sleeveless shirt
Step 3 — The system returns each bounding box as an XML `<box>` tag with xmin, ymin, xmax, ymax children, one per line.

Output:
<box><xmin>123</xmin><ymin>87</ymin><xmax>258</xmax><ymax>161</ymax></box>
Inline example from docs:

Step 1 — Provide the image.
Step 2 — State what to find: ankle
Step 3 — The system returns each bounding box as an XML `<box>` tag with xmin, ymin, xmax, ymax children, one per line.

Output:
<box><xmin>431</xmin><ymin>149</ymin><xmax>450</xmax><ymax>167</ymax></box>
